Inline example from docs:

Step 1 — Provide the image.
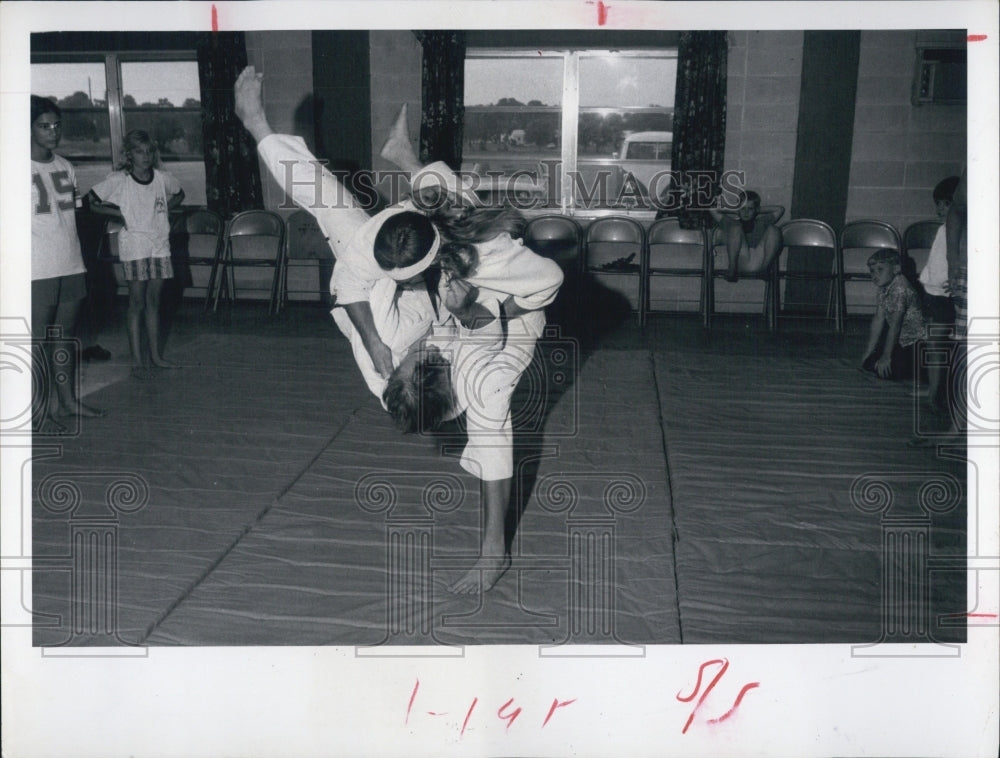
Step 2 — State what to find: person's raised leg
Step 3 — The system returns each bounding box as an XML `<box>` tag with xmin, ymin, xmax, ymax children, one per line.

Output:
<box><xmin>235</xmin><ymin>65</ymin><xmax>370</xmax><ymax>256</ymax></box>
<box><xmin>757</xmin><ymin>224</ymin><xmax>783</xmax><ymax>273</ymax></box>
<box><xmin>450</xmin><ymin>476</ymin><xmax>512</xmax><ymax>594</ymax></box>
<box><xmin>379</xmin><ymin>103</ymin><xmax>422</xmax><ymax>175</ymax></box>
<box><xmin>233</xmin><ymin>66</ymin><xmax>273</xmax><ymax>144</ymax></box>
<box><xmin>724</xmin><ymin>222</ymin><xmax>743</xmax><ymax>282</ymax></box>
<box><xmin>144</xmin><ymin>277</ymin><xmax>177</xmax><ymax>368</ymax></box>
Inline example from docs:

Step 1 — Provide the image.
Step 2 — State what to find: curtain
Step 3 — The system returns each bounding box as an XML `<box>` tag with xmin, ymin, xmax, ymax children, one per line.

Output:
<box><xmin>669</xmin><ymin>31</ymin><xmax>728</xmax><ymax>228</ymax></box>
<box><xmin>197</xmin><ymin>32</ymin><xmax>263</xmax><ymax>216</ymax></box>
<box><xmin>414</xmin><ymin>31</ymin><xmax>466</xmax><ymax>170</ymax></box>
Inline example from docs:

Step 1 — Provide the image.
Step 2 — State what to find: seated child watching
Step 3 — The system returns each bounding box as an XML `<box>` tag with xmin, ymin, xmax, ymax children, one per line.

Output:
<box><xmin>861</xmin><ymin>249</ymin><xmax>926</xmax><ymax>380</ymax></box>
<box><xmin>709</xmin><ymin>189</ymin><xmax>784</xmax><ymax>282</ymax></box>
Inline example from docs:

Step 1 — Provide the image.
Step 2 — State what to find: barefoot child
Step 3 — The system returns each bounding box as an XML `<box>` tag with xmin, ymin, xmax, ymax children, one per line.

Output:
<box><xmin>86</xmin><ymin>130</ymin><xmax>184</xmax><ymax>377</ymax></box>
<box><xmin>30</xmin><ymin>96</ymin><xmax>105</xmax><ymax>431</ymax></box>
<box><xmin>709</xmin><ymin>189</ymin><xmax>784</xmax><ymax>282</ymax></box>
<box><xmin>861</xmin><ymin>249</ymin><xmax>926</xmax><ymax>380</ymax></box>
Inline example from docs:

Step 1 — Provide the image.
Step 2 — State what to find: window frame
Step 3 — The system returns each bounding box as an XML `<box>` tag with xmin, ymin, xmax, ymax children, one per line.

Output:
<box><xmin>465</xmin><ymin>47</ymin><xmax>678</xmax><ymax>212</ymax></box>
<box><xmin>31</xmin><ymin>49</ymin><xmax>201</xmax><ymax>168</ymax></box>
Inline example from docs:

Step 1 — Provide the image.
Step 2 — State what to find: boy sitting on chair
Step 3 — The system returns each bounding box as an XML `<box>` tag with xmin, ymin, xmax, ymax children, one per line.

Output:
<box><xmin>709</xmin><ymin>189</ymin><xmax>784</xmax><ymax>282</ymax></box>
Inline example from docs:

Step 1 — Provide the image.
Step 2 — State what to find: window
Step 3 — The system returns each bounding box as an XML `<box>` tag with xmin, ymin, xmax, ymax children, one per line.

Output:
<box><xmin>32</xmin><ymin>53</ymin><xmax>205</xmax><ymax>205</ymax></box>
<box><xmin>463</xmin><ymin>49</ymin><xmax>677</xmax><ymax>212</ymax></box>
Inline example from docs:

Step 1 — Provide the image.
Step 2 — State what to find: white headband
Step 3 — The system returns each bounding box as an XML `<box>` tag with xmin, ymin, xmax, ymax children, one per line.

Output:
<box><xmin>387</xmin><ymin>232</ymin><xmax>441</xmax><ymax>281</ymax></box>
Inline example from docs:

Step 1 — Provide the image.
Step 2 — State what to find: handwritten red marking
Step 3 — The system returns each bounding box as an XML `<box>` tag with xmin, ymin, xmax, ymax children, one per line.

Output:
<box><xmin>597</xmin><ymin>1</ymin><xmax>609</xmax><ymax>25</ymax></box>
<box><xmin>968</xmin><ymin>612</ymin><xmax>998</xmax><ymax>618</ymax></box>
<box><xmin>542</xmin><ymin>698</ymin><xmax>577</xmax><ymax>727</ymax></box>
<box><xmin>405</xmin><ymin>679</ymin><xmax>419</xmax><ymax>724</ymax></box>
<box><xmin>461</xmin><ymin>697</ymin><xmax>478</xmax><ymax>736</ymax></box>
<box><xmin>211</xmin><ymin>5</ymin><xmax>218</xmax><ymax>32</ymax></box>
<box><xmin>497</xmin><ymin>698</ymin><xmax>523</xmax><ymax>731</ymax></box>
<box><xmin>677</xmin><ymin>658</ymin><xmax>729</xmax><ymax>734</ymax></box>
<box><xmin>967</xmin><ymin>34</ymin><xmax>987</xmax><ymax>42</ymax></box>
<box><xmin>706</xmin><ymin>682</ymin><xmax>760</xmax><ymax>725</ymax></box>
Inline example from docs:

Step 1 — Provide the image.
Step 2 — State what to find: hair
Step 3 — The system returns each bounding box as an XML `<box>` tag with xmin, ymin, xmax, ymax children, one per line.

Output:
<box><xmin>437</xmin><ymin>241</ymin><xmax>479</xmax><ymax>280</ymax></box>
<box><xmin>373</xmin><ymin>199</ymin><xmax>523</xmax><ymax>274</ymax></box>
<box><xmin>382</xmin><ymin>350</ymin><xmax>453</xmax><ymax>434</ymax></box>
<box><xmin>430</xmin><ymin>205</ymin><xmax>527</xmax><ymax>246</ymax></box>
<box><xmin>118</xmin><ymin>129</ymin><xmax>160</xmax><ymax>172</ymax></box>
<box><xmin>868</xmin><ymin>248</ymin><xmax>901</xmax><ymax>267</ymax></box>
<box><xmin>741</xmin><ymin>190</ymin><xmax>761</xmax><ymax>207</ymax></box>
<box><xmin>373</xmin><ymin>211</ymin><xmax>438</xmax><ymax>270</ymax></box>
<box><xmin>933</xmin><ymin>176</ymin><xmax>961</xmax><ymax>204</ymax></box>
<box><xmin>31</xmin><ymin>95</ymin><xmax>61</xmax><ymax>125</ymax></box>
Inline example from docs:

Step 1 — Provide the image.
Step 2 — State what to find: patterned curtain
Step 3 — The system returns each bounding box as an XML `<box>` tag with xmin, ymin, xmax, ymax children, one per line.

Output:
<box><xmin>670</xmin><ymin>31</ymin><xmax>728</xmax><ymax>228</ymax></box>
<box><xmin>197</xmin><ymin>32</ymin><xmax>263</xmax><ymax>216</ymax></box>
<box><xmin>414</xmin><ymin>31</ymin><xmax>466</xmax><ymax>170</ymax></box>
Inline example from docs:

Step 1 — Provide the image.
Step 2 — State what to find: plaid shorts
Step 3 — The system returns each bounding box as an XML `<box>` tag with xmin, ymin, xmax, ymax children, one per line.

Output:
<box><xmin>122</xmin><ymin>256</ymin><xmax>173</xmax><ymax>282</ymax></box>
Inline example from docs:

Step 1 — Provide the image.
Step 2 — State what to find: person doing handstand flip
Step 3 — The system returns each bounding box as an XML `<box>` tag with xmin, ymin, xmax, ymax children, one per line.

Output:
<box><xmin>233</xmin><ymin>66</ymin><xmax>563</xmax><ymax>593</ymax></box>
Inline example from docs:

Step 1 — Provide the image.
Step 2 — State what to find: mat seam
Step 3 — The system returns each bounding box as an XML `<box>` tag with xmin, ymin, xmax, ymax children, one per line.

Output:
<box><xmin>136</xmin><ymin>407</ymin><xmax>364</xmax><ymax>644</ymax></box>
<box><xmin>650</xmin><ymin>349</ymin><xmax>685</xmax><ymax>644</ymax></box>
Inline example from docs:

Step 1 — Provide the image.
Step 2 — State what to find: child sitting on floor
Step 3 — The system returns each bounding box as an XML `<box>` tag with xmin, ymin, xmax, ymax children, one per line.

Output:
<box><xmin>861</xmin><ymin>249</ymin><xmax>926</xmax><ymax>380</ymax></box>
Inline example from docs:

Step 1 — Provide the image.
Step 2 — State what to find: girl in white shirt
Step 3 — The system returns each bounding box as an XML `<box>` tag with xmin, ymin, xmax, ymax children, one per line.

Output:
<box><xmin>87</xmin><ymin>130</ymin><xmax>185</xmax><ymax>376</ymax></box>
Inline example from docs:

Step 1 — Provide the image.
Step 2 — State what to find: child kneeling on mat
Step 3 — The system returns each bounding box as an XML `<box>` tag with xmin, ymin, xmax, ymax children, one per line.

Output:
<box><xmin>861</xmin><ymin>249</ymin><xmax>926</xmax><ymax>380</ymax></box>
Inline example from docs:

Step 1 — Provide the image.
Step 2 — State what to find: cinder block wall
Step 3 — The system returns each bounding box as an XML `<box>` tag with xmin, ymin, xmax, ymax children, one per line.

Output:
<box><xmin>724</xmin><ymin>31</ymin><xmax>803</xmax><ymax>216</ymax></box>
<box><xmin>847</xmin><ymin>30</ymin><xmax>966</xmax><ymax>234</ymax></box>
<box><xmin>244</xmin><ymin>31</ymin><xmax>315</xmax><ymax>211</ymax></box>
<box><xmin>369</xmin><ymin>31</ymin><xmax>423</xmax><ymax>183</ymax></box>
<box><xmin>711</xmin><ymin>31</ymin><xmax>802</xmax><ymax>312</ymax></box>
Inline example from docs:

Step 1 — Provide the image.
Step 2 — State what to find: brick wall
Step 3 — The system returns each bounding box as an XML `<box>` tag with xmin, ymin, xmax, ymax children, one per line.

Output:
<box><xmin>847</xmin><ymin>30</ymin><xmax>966</xmax><ymax>235</ymax></box>
<box><xmin>368</xmin><ymin>31</ymin><xmax>423</xmax><ymax>177</ymax></box>
<box><xmin>244</xmin><ymin>31</ymin><xmax>315</xmax><ymax>212</ymax></box>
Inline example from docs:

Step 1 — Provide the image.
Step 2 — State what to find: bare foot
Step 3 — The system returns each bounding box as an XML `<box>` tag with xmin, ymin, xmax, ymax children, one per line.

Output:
<box><xmin>131</xmin><ymin>366</ymin><xmax>153</xmax><ymax>380</ymax></box>
<box><xmin>379</xmin><ymin>103</ymin><xmax>420</xmax><ymax>172</ymax></box>
<box><xmin>233</xmin><ymin>66</ymin><xmax>272</xmax><ymax>141</ymax></box>
<box><xmin>151</xmin><ymin>357</ymin><xmax>179</xmax><ymax>369</ymax></box>
<box><xmin>449</xmin><ymin>554</ymin><xmax>511</xmax><ymax>595</ymax></box>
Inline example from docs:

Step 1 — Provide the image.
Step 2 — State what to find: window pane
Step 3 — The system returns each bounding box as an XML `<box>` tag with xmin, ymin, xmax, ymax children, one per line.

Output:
<box><xmin>462</xmin><ymin>56</ymin><xmax>562</xmax><ymax>207</ymax></box>
<box><xmin>31</xmin><ymin>62</ymin><xmax>112</xmax><ymax>167</ymax></box>
<box><xmin>577</xmin><ymin>54</ymin><xmax>676</xmax><ymax>206</ymax></box>
<box><xmin>121</xmin><ymin>60</ymin><xmax>205</xmax><ymax>205</ymax></box>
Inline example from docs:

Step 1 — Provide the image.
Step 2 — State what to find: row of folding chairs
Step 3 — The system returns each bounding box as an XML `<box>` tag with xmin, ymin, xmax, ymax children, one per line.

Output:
<box><xmin>523</xmin><ymin>214</ymin><xmax>941</xmax><ymax>331</ymax></box>
<box><xmin>98</xmin><ymin>208</ymin><xmax>332</xmax><ymax>314</ymax></box>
